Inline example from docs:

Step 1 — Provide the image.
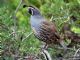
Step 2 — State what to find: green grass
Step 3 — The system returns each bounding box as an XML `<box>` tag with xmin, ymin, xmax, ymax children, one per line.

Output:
<box><xmin>0</xmin><ymin>0</ymin><xmax>80</xmax><ymax>60</ymax></box>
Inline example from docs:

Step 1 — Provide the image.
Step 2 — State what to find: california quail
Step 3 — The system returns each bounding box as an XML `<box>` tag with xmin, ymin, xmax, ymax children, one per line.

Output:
<box><xmin>62</xmin><ymin>16</ymin><xmax>80</xmax><ymax>43</ymax></box>
<box><xmin>27</xmin><ymin>6</ymin><xmax>67</xmax><ymax>50</ymax></box>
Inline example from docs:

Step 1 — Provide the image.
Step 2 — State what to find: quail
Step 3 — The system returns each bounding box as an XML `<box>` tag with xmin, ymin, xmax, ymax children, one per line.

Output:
<box><xmin>61</xmin><ymin>17</ymin><xmax>80</xmax><ymax>47</ymax></box>
<box><xmin>27</xmin><ymin>6</ymin><xmax>67</xmax><ymax>50</ymax></box>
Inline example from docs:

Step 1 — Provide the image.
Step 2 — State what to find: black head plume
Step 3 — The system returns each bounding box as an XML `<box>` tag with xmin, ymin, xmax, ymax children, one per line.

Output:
<box><xmin>23</xmin><ymin>4</ymin><xmax>27</xmax><ymax>8</ymax></box>
<box><xmin>23</xmin><ymin>5</ymin><xmax>41</xmax><ymax>15</ymax></box>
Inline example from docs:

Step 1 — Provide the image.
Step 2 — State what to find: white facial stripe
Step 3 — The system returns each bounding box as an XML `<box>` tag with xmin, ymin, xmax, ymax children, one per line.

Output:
<box><xmin>28</xmin><ymin>7</ymin><xmax>34</xmax><ymax>15</ymax></box>
<box><xmin>31</xmin><ymin>9</ymin><xmax>33</xmax><ymax>15</ymax></box>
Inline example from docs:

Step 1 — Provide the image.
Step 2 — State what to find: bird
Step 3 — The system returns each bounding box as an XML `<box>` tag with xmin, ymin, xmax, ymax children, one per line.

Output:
<box><xmin>61</xmin><ymin>16</ymin><xmax>80</xmax><ymax>47</ymax></box>
<box><xmin>62</xmin><ymin>22</ymin><xmax>80</xmax><ymax>42</ymax></box>
<box><xmin>27</xmin><ymin>6</ymin><xmax>67</xmax><ymax>50</ymax></box>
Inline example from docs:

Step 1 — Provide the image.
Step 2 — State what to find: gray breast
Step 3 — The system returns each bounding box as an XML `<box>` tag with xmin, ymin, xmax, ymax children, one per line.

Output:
<box><xmin>30</xmin><ymin>15</ymin><xmax>45</xmax><ymax>32</ymax></box>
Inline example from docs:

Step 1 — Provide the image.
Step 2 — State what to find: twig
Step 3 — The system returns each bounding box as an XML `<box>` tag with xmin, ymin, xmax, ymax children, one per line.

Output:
<box><xmin>7</xmin><ymin>31</ymin><xmax>23</xmax><ymax>38</ymax></box>
<box><xmin>50</xmin><ymin>16</ymin><xmax>68</xmax><ymax>22</ymax></box>
<box><xmin>14</xmin><ymin>0</ymin><xmax>23</xmax><ymax>14</ymax></box>
<box><xmin>41</xmin><ymin>49</ymin><xmax>52</xmax><ymax>60</ymax></box>
<box><xmin>22</xmin><ymin>32</ymin><xmax>33</xmax><ymax>41</ymax></box>
<box><xmin>74</xmin><ymin>48</ymin><xmax>80</xmax><ymax>56</ymax></box>
<box><xmin>13</xmin><ymin>0</ymin><xmax>23</xmax><ymax>39</ymax></box>
<box><xmin>12</xmin><ymin>0</ymin><xmax>23</xmax><ymax>58</ymax></box>
<box><xmin>53</xmin><ymin>16</ymin><xmax>68</xmax><ymax>21</ymax></box>
<box><xmin>50</xmin><ymin>16</ymin><xmax>53</xmax><ymax>21</ymax></box>
<box><xmin>73</xmin><ymin>48</ymin><xmax>80</xmax><ymax>60</ymax></box>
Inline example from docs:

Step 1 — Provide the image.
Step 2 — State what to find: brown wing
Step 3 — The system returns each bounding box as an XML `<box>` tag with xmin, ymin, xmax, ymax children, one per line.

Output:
<box><xmin>34</xmin><ymin>20</ymin><xmax>67</xmax><ymax>50</ymax></box>
<box><xmin>38</xmin><ymin>20</ymin><xmax>61</xmax><ymax>44</ymax></box>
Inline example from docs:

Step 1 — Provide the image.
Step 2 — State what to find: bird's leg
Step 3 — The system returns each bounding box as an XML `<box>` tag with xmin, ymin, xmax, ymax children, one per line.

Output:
<box><xmin>44</xmin><ymin>43</ymin><xmax>48</xmax><ymax>50</ymax></box>
<box><xmin>58</xmin><ymin>41</ymin><xmax>68</xmax><ymax>58</ymax></box>
<box><xmin>59</xmin><ymin>40</ymin><xmax>67</xmax><ymax>51</ymax></box>
<box><xmin>41</xmin><ymin>43</ymin><xmax>48</xmax><ymax>50</ymax></box>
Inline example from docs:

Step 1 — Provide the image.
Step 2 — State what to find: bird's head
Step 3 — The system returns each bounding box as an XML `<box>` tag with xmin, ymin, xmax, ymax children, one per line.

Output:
<box><xmin>28</xmin><ymin>6</ymin><xmax>41</xmax><ymax>16</ymax></box>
